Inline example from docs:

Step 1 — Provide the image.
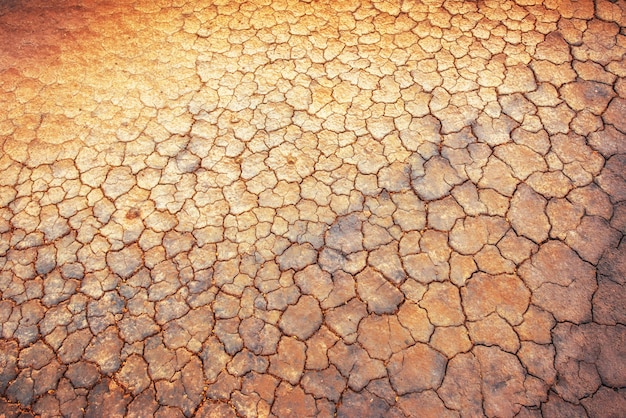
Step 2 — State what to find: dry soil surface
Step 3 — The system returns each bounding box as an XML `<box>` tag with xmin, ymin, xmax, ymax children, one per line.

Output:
<box><xmin>0</xmin><ymin>0</ymin><xmax>625</xmax><ymax>417</ymax></box>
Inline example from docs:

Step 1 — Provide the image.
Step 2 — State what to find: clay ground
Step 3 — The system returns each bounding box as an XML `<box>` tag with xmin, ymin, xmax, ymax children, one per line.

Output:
<box><xmin>0</xmin><ymin>0</ymin><xmax>625</xmax><ymax>417</ymax></box>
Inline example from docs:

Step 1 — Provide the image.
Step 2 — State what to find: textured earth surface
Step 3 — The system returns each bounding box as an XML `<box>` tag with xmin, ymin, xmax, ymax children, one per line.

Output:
<box><xmin>1</xmin><ymin>0</ymin><xmax>625</xmax><ymax>416</ymax></box>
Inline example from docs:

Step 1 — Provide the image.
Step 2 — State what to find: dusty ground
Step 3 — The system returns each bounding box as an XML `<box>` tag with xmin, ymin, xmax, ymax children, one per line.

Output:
<box><xmin>0</xmin><ymin>0</ymin><xmax>625</xmax><ymax>416</ymax></box>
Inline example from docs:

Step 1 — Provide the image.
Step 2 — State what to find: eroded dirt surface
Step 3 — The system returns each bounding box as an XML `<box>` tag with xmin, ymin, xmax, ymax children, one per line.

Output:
<box><xmin>1</xmin><ymin>0</ymin><xmax>625</xmax><ymax>417</ymax></box>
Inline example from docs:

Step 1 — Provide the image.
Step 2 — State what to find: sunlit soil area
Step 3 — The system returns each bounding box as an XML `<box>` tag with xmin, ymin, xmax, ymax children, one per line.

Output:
<box><xmin>0</xmin><ymin>0</ymin><xmax>625</xmax><ymax>416</ymax></box>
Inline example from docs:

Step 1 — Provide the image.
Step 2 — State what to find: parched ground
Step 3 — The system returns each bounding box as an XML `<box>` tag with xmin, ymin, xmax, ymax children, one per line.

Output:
<box><xmin>0</xmin><ymin>0</ymin><xmax>625</xmax><ymax>416</ymax></box>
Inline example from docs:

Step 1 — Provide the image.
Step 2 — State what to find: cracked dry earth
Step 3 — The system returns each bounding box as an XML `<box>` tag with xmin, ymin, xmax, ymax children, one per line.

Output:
<box><xmin>0</xmin><ymin>0</ymin><xmax>626</xmax><ymax>417</ymax></box>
